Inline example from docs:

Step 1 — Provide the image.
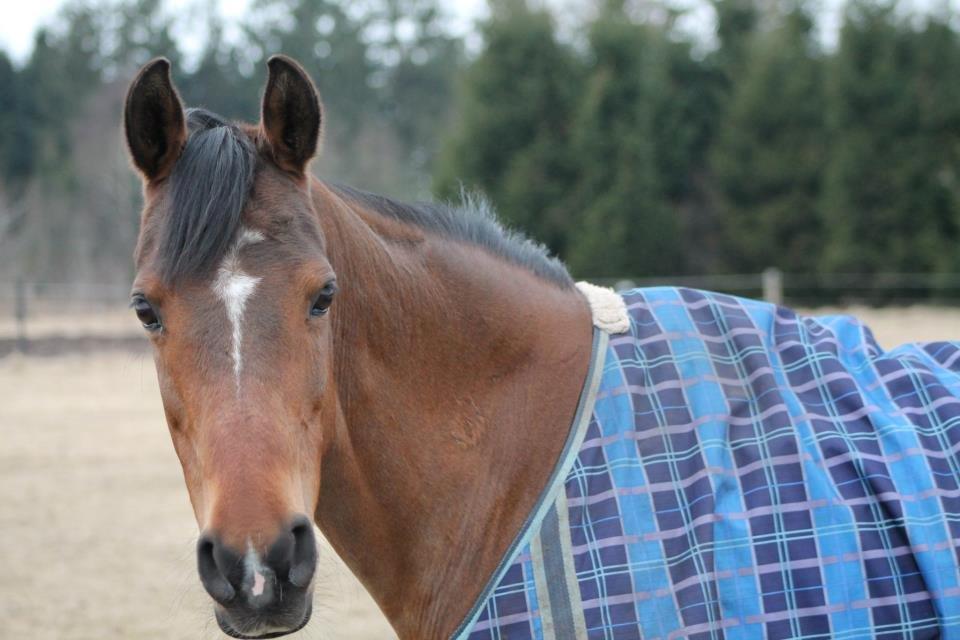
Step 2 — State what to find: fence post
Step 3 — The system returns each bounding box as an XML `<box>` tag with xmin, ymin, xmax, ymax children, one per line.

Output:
<box><xmin>14</xmin><ymin>278</ymin><xmax>27</xmax><ymax>353</ymax></box>
<box><xmin>762</xmin><ymin>268</ymin><xmax>783</xmax><ymax>306</ymax></box>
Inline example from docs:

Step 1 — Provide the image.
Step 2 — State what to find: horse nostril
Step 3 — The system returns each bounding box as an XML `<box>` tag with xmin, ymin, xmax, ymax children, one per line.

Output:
<box><xmin>197</xmin><ymin>535</ymin><xmax>237</xmax><ymax>605</ymax></box>
<box><xmin>289</xmin><ymin>516</ymin><xmax>318</xmax><ymax>588</ymax></box>
<box><xmin>195</xmin><ymin>518</ymin><xmax>316</xmax><ymax>609</ymax></box>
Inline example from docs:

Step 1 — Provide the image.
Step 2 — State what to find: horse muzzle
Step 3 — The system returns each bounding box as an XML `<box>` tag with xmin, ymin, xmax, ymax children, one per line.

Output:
<box><xmin>197</xmin><ymin>514</ymin><xmax>318</xmax><ymax>638</ymax></box>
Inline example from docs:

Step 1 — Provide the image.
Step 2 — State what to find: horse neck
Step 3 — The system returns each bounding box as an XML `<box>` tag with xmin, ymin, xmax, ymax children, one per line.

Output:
<box><xmin>309</xmin><ymin>180</ymin><xmax>594</xmax><ymax>637</ymax></box>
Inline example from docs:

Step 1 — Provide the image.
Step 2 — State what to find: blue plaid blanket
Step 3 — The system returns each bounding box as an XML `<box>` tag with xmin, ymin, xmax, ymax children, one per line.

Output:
<box><xmin>454</xmin><ymin>287</ymin><xmax>960</xmax><ymax>640</ymax></box>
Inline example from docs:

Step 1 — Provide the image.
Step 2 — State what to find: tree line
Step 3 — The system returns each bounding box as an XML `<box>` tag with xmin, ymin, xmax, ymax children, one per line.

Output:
<box><xmin>0</xmin><ymin>0</ymin><xmax>462</xmax><ymax>284</ymax></box>
<box><xmin>438</xmin><ymin>0</ymin><xmax>960</xmax><ymax>282</ymax></box>
<box><xmin>0</xmin><ymin>0</ymin><xmax>958</xmax><ymax>292</ymax></box>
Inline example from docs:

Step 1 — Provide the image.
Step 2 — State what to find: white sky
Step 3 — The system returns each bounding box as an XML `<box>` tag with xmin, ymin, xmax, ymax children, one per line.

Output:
<box><xmin>0</xmin><ymin>0</ymin><xmax>65</xmax><ymax>60</ymax></box>
<box><xmin>0</xmin><ymin>0</ymin><xmax>489</xmax><ymax>64</ymax></box>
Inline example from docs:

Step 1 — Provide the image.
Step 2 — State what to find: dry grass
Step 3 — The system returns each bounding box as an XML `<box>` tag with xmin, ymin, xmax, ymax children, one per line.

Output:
<box><xmin>0</xmin><ymin>308</ymin><xmax>142</xmax><ymax>340</ymax></box>
<box><xmin>0</xmin><ymin>353</ymin><xmax>395</xmax><ymax>640</ymax></box>
<box><xmin>1</xmin><ymin>305</ymin><xmax>957</xmax><ymax>639</ymax></box>
<box><xmin>797</xmin><ymin>305</ymin><xmax>960</xmax><ymax>349</ymax></box>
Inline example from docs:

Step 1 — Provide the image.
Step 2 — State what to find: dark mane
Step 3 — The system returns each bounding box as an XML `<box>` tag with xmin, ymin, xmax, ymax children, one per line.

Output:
<box><xmin>156</xmin><ymin>109</ymin><xmax>571</xmax><ymax>287</ymax></box>
<box><xmin>159</xmin><ymin>108</ymin><xmax>256</xmax><ymax>281</ymax></box>
<box><xmin>331</xmin><ymin>185</ymin><xmax>574</xmax><ymax>288</ymax></box>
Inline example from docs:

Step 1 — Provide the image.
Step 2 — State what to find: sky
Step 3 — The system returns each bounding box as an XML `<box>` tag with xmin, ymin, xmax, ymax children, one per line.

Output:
<box><xmin>0</xmin><ymin>0</ymin><xmax>489</xmax><ymax>64</ymax></box>
<box><xmin>0</xmin><ymin>0</ymin><xmax>244</xmax><ymax>62</ymax></box>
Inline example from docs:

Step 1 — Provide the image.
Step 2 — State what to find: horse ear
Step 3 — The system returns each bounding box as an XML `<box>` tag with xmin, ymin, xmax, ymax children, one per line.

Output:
<box><xmin>260</xmin><ymin>55</ymin><xmax>322</xmax><ymax>175</ymax></box>
<box><xmin>124</xmin><ymin>58</ymin><xmax>186</xmax><ymax>182</ymax></box>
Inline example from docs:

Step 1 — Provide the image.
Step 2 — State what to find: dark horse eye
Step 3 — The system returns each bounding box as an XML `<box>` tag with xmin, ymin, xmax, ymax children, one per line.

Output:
<box><xmin>310</xmin><ymin>281</ymin><xmax>337</xmax><ymax>317</ymax></box>
<box><xmin>132</xmin><ymin>295</ymin><xmax>161</xmax><ymax>331</ymax></box>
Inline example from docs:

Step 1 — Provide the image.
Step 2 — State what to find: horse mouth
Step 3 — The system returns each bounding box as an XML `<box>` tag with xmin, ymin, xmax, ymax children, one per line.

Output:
<box><xmin>215</xmin><ymin>601</ymin><xmax>313</xmax><ymax>639</ymax></box>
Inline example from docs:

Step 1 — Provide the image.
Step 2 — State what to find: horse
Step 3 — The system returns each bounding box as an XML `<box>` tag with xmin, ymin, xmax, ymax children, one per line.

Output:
<box><xmin>124</xmin><ymin>56</ymin><xmax>960</xmax><ymax>639</ymax></box>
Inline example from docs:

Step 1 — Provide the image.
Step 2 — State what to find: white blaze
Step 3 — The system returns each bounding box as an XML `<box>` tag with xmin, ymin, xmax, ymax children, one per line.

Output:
<box><xmin>252</xmin><ymin>569</ymin><xmax>266</xmax><ymax>597</ymax></box>
<box><xmin>244</xmin><ymin>541</ymin><xmax>269</xmax><ymax>599</ymax></box>
<box><xmin>213</xmin><ymin>228</ymin><xmax>264</xmax><ymax>392</ymax></box>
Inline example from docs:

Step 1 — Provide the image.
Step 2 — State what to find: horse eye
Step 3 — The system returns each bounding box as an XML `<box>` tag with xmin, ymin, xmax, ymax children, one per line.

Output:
<box><xmin>132</xmin><ymin>296</ymin><xmax>161</xmax><ymax>331</ymax></box>
<box><xmin>310</xmin><ymin>282</ymin><xmax>337</xmax><ymax>317</ymax></box>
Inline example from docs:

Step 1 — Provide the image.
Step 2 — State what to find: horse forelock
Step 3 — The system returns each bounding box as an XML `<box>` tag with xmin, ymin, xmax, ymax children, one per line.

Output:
<box><xmin>156</xmin><ymin>108</ymin><xmax>257</xmax><ymax>283</ymax></box>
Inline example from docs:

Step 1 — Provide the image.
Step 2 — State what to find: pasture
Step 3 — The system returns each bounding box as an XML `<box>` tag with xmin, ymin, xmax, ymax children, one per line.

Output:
<box><xmin>0</xmin><ymin>305</ymin><xmax>958</xmax><ymax>639</ymax></box>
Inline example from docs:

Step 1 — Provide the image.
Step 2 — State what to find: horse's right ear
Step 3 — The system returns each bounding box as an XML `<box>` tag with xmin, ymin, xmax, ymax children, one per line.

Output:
<box><xmin>124</xmin><ymin>58</ymin><xmax>186</xmax><ymax>182</ymax></box>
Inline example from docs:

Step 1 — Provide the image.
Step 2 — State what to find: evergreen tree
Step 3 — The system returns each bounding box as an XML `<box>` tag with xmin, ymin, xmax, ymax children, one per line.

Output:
<box><xmin>712</xmin><ymin>0</ymin><xmax>759</xmax><ymax>89</ymax></box>
<box><xmin>371</xmin><ymin>0</ymin><xmax>463</xmax><ymax>190</ymax></box>
<box><xmin>434</xmin><ymin>0</ymin><xmax>580</xmax><ymax>254</ymax></box>
<box><xmin>246</xmin><ymin>0</ymin><xmax>433</xmax><ymax>195</ymax></box>
<box><xmin>2</xmin><ymin>0</ymin><xmax>958</xmax><ymax>291</ymax></box>
<box><xmin>821</xmin><ymin>2</ymin><xmax>960</xmax><ymax>275</ymax></box>
<box><xmin>565</xmin><ymin>4</ymin><xmax>681</xmax><ymax>278</ymax></box>
<box><xmin>651</xmin><ymin>31</ymin><xmax>723</xmax><ymax>275</ymax></box>
<box><xmin>712</xmin><ymin>5</ymin><xmax>826</xmax><ymax>272</ymax></box>
<box><xmin>17</xmin><ymin>11</ymin><xmax>103</xmax><ymax>182</ymax></box>
<box><xmin>180</xmin><ymin>17</ymin><xmax>259</xmax><ymax>121</ymax></box>
<box><xmin>246</xmin><ymin>0</ymin><xmax>376</xmax><ymax>136</ymax></box>
<box><xmin>912</xmin><ymin>13</ymin><xmax>960</xmax><ymax>274</ymax></box>
<box><xmin>109</xmin><ymin>0</ymin><xmax>181</xmax><ymax>71</ymax></box>
<box><xmin>0</xmin><ymin>50</ymin><xmax>25</xmax><ymax>184</ymax></box>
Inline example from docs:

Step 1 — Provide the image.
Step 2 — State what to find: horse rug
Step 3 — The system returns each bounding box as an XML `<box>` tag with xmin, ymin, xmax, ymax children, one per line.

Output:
<box><xmin>453</xmin><ymin>286</ymin><xmax>960</xmax><ymax>640</ymax></box>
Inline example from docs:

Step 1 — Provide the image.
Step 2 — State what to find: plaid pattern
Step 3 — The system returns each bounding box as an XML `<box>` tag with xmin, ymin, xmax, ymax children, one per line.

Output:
<box><xmin>456</xmin><ymin>287</ymin><xmax>960</xmax><ymax>640</ymax></box>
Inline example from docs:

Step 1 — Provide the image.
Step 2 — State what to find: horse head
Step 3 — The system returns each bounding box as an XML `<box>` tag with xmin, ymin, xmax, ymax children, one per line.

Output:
<box><xmin>125</xmin><ymin>55</ymin><xmax>332</xmax><ymax>638</ymax></box>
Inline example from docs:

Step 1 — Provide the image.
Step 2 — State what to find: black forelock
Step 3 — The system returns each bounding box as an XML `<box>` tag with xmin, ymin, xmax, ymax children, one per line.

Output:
<box><xmin>158</xmin><ymin>108</ymin><xmax>256</xmax><ymax>282</ymax></box>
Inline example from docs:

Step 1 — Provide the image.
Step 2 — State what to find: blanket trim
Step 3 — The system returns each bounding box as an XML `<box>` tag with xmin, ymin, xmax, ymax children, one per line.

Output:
<box><xmin>575</xmin><ymin>282</ymin><xmax>630</xmax><ymax>334</ymax></box>
<box><xmin>450</xmin><ymin>327</ymin><xmax>609</xmax><ymax>640</ymax></box>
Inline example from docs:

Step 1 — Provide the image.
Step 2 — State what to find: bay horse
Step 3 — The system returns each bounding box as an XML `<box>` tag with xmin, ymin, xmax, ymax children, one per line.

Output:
<box><xmin>125</xmin><ymin>57</ymin><xmax>960</xmax><ymax>640</ymax></box>
<box><xmin>125</xmin><ymin>55</ymin><xmax>594</xmax><ymax>639</ymax></box>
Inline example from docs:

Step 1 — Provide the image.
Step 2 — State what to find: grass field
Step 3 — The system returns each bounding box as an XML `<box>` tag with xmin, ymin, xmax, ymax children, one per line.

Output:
<box><xmin>0</xmin><ymin>306</ymin><xmax>957</xmax><ymax>639</ymax></box>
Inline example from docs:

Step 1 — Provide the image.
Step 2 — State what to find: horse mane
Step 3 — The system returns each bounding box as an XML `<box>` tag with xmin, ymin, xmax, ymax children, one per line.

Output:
<box><xmin>330</xmin><ymin>185</ymin><xmax>574</xmax><ymax>288</ymax></box>
<box><xmin>160</xmin><ymin>108</ymin><xmax>256</xmax><ymax>282</ymax></box>
<box><xmin>157</xmin><ymin>107</ymin><xmax>572</xmax><ymax>288</ymax></box>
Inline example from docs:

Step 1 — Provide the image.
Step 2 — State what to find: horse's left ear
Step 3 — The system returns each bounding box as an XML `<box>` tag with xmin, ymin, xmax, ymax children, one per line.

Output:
<box><xmin>261</xmin><ymin>55</ymin><xmax>322</xmax><ymax>175</ymax></box>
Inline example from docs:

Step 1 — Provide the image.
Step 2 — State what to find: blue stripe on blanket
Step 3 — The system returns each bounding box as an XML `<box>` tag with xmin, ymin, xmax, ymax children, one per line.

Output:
<box><xmin>456</xmin><ymin>287</ymin><xmax>960</xmax><ymax>640</ymax></box>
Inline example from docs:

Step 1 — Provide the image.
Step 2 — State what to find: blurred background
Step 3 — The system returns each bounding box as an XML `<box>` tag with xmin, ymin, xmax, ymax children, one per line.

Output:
<box><xmin>1</xmin><ymin>0</ymin><xmax>959</xmax><ymax>638</ymax></box>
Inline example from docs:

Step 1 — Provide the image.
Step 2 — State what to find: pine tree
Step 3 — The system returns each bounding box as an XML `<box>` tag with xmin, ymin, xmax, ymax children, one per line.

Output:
<box><xmin>17</xmin><ymin>16</ymin><xmax>102</xmax><ymax>183</ymax></box>
<box><xmin>110</xmin><ymin>0</ymin><xmax>181</xmax><ymax>71</ymax></box>
<box><xmin>712</xmin><ymin>5</ymin><xmax>826</xmax><ymax>272</ymax></box>
<box><xmin>712</xmin><ymin>0</ymin><xmax>759</xmax><ymax>89</ymax></box>
<box><xmin>651</xmin><ymin>32</ymin><xmax>723</xmax><ymax>275</ymax></box>
<box><xmin>911</xmin><ymin>13</ymin><xmax>960</xmax><ymax>274</ymax></box>
<box><xmin>565</xmin><ymin>5</ymin><xmax>682</xmax><ymax>278</ymax></box>
<box><xmin>179</xmin><ymin>16</ymin><xmax>259</xmax><ymax>121</ymax></box>
<box><xmin>0</xmin><ymin>50</ymin><xmax>24</xmax><ymax>185</ymax></box>
<box><xmin>372</xmin><ymin>0</ymin><xmax>463</xmax><ymax>192</ymax></box>
<box><xmin>246</xmin><ymin>0</ymin><xmax>376</xmax><ymax>137</ymax></box>
<box><xmin>821</xmin><ymin>2</ymin><xmax>960</xmax><ymax>275</ymax></box>
<box><xmin>433</xmin><ymin>0</ymin><xmax>580</xmax><ymax>254</ymax></box>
